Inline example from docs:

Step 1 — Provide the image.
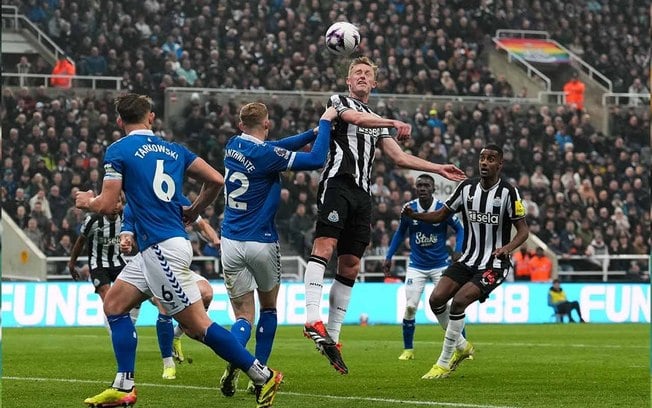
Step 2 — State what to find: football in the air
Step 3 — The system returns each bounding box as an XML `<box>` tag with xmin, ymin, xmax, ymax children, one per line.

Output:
<box><xmin>324</xmin><ymin>22</ymin><xmax>360</xmax><ymax>56</ymax></box>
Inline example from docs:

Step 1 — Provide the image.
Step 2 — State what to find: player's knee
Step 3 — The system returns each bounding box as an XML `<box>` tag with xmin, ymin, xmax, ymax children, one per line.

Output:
<box><xmin>449</xmin><ymin>299</ymin><xmax>467</xmax><ymax>315</ymax></box>
<box><xmin>103</xmin><ymin>297</ymin><xmax>129</xmax><ymax>316</ymax></box>
<box><xmin>404</xmin><ymin>305</ymin><xmax>417</xmax><ymax>319</ymax></box>
<box><xmin>199</xmin><ymin>284</ymin><xmax>214</xmax><ymax>310</ymax></box>
<box><xmin>429</xmin><ymin>292</ymin><xmax>445</xmax><ymax>310</ymax></box>
<box><xmin>311</xmin><ymin>236</ymin><xmax>337</xmax><ymax>260</ymax></box>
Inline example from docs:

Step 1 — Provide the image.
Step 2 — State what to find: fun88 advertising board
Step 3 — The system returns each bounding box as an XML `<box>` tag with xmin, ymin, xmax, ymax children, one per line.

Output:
<box><xmin>2</xmin><ymin>282</ymin><xmax>649</xmax><ymax>327</ymax></box>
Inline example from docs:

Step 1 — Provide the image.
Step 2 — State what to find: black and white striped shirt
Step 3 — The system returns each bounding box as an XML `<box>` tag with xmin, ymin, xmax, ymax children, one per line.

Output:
<box><xmin>318</xmin><ymin>94</ymin><xmax>391</xmax><ymax>199</ymax></box>
<box><xmin>445</xmin><ymin>178</ymin><xmax>526</xmax><ymax>270</ymax></box>
<box><xmin>80</xmin><ymin>213</ymin><xmax>126</xmax><ymax>270</ymax></box>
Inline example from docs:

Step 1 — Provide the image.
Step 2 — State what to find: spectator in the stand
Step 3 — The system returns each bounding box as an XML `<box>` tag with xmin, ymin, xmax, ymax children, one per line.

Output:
<box><xmin>289</xmin><ymin>171</ymin><xmax>311</xmax><ymax>201</ymax></box>
<box><xmin>564</xmin><ymin>71</ymin><xmax>586</xmax><ymax>111</ymax></box>
<box><xmin>631</xmin><ymin>234</ymin><xmax>649</xmax><ymax>257</ymax></box>
<box><xmin>50</xmin><ymin>54</ymin><xmax>75</xmax><ymax>88</ymax></box>
<box><xmin>28</xmin><ymin>189</ymin><xmax>52</xmax><ymax>220</ymax></box>
<box><xmin>47</xmin><ymin>184</ymin><xmax>67</xmax><ymax>226</ymax></box>
<box><xmin>627</xmin><ymin>78</ymin><xmax>650</xmax><ymax>106</ymax></box>
<box><xmin>371</xmin><ymin>201</ymin><xmax>393</xmax><ymax>230</ymax></box>
<box><xmin>176</xmin><ymin>59</ymin><xmax>198</xmax><ymax>86</ymax></box>
<box><xmin>575</xmin><ymin>219</ymin><xmax>594</xmax><ymax>248</ymax></box>
<box><xmin>84</xmin><ymin>47</ymin><xmax>107</xmax><ymax>76</ymax></box>
<box><xmin>275</xmin><ymin>188</ymin><xmax>294</xmax><ymax>241</ymax></box>
<box><xmin>611</xmin><ymin>207</ymin><xmax>630</xmax><ymax>236</ymax></box>
<box><xmin>513</xmin><ymin>246</ymin><xmax>531</xmax><ymax>281</ymax></box>
<box><xmin>529</xmin><ymin>247</ymin><xmax>552</xmax><ymax>282</ymax></box>
<box><xmin>288</xmin><ymin>203</ymin><xmax>313</xmax><ymax>257</ymax></box>
<box><xmin>370</xmin><ymin>175</ymin><xmax>391</xmax><ymax>204</ymax></box>
<box><xmin>2</xmin><ymin>169</ymin><xmax>17</xmax><ymax>198</ymax></box>
<box><xmin>161</xmin><ymin>35</ymin><xmax>183</xmax><ymax>60</ymax></box>
<box><xmin>16</xmin><ymin>55</ymin><xmax>32</xmax><ymax>85</ymax></box>
<box><xmin>24</xmin><ymin>217</ymin><xmax>44</xmax><ymax>250</ymax></box>
<box><xmin>13</xmin><ymin>205</ymin><xmax>30</xmax><ymax>229</ymax></box>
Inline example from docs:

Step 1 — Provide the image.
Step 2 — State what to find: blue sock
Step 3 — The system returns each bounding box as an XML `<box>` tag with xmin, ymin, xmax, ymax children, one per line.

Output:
<box><xmin>231</xmin><ymin>318</ymin><xmax>252</xmax><ymax>347</ymax></box>
<box><xmin>156</xmin><ymin>313</ymin><xmax>174</xmax><ymax>359</ymax></box>
<box><xmin>108</xmin><ymin>314</ymin><xmax>137</xmax><ymax>373</ymax></box>
<box><xmin>402</xmin><ymin>318</ymin><xmax>416</xmax><ymax>349</ymax></box>
<box><xmin>203</xmin><ymin>322</ymin><xmax>255</xmax><ymax>371</ymax></box>
<box><xmin>255</xmin><ymin>308</ymin><xmax>278</xmax><ymax>365</ymax></box>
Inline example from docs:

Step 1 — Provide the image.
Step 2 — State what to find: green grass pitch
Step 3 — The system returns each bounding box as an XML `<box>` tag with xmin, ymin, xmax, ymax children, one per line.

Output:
<box><xmin>2</xmin><ymin>324</ymin><xmax>649</xmax><ymax>407</ymax></box>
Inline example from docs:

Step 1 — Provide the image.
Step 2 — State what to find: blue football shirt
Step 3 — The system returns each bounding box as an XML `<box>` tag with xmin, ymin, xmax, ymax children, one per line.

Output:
<box><xmin>386</xmin><ymin>198</ymin><xmax>464</xmax><ymax>270</ymax></box>
<box><xmin>103</xmin><ymin>129</ymin><xmax>197</xmax><ymax>250</ymax></box>
<box><xmin>221</xmin><ymin>133</ymin><xmax>299</xmax><ymax>243</ymax></box>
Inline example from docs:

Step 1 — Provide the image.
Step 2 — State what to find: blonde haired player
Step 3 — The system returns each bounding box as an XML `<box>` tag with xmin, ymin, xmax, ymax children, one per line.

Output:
<box><xmin>302</xmin><ymin>57</ymin><xmax>466</xmax><ymax>374</ymax></box>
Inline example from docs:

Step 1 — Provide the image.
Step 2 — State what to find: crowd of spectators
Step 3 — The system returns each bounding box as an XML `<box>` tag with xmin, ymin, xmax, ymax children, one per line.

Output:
<box><xmin>8</xmin><ymin>0</ymin><xmax>521</xmax><ymax>103</ymax></box>
<box><xmin>1</xmin><ymin>85</ymin><xmax>649</xmax><ymax>281</ymax></box>
<box><xmin>1</xmin><ymin>0</ymin><xmax>649</xmax><ymax>281</ymax></box>
<box><xmin>9</xmin><ymin>0</ymin><xmax>650</xmax><ymax>100</ymax></box>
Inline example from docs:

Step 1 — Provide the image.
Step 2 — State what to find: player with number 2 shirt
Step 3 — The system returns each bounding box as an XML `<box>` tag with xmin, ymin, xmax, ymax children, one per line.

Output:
<box><xmin>218</xmin><ymin>102</ymin><xmax>336</xmax><ymax>397</ymax></box>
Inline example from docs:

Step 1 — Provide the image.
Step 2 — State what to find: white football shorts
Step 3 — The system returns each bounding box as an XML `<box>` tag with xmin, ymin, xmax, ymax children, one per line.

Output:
<box><xmin>118</xmin><ymin>237</ymin><xmax>201</xmax><ymax>315</ymax></box>
<box><xmin>404</xmin><ymin>265</ymin><xmax>448</xmax><ymax>309</ymax></box>
<box><xmin>220</xmin><ymin>237</ymin><xmax>281</xmax><ymax>299</ymax></box>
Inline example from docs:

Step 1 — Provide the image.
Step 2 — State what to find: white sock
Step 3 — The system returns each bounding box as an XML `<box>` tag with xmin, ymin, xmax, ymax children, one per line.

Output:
<box><xmin>129</xmin><ymin>307</ymin><xmax>140</xmax><ymax>326</ymax></box>
<box><xmin>434</xmin><ymin>303</ymin><xmax>467</xmax><ymax>349</ymax></box>
<box><xmin>305</xmin><ymin>256</ymin><xmax>328</xmax><ymax>323</ymax></box>
<box><xmin>434</xmin><ymin>303</ymin><xmax>450</xmax><ymax>330</ymax></box>
<box><xmin>327</xmin><ymin>277</ymin><xmax>353</xmax><ymax>343</ymax></box>
<box><xmin>437</xmin><ymin>314</ymin><xmax>465</xmax><ymax>368</ymax></box>
<box><xmin>112</xmin><ymin>372</ymin><xmax>134</xmax><ymax>391</ymax></box>
<box><xmin>174</xmin><ymin>325</ymin><xmax>184</xmax><ymax>339</ymax></box>
<box><xmin>246</xmin><ymin>359</ymin><xmax>271</xmax><ymax>385</ymax></box>
<box><xmin>162</xmin><ymin>357</ymin><xmax>175</xmax><ymax>369</ymax></box>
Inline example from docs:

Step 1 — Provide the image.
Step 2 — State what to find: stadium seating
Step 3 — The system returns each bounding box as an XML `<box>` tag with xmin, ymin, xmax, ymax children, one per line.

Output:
<box><xmin>0</xmin><ymin>0</ymin><xmax>648</xmax><ymax>281</ymax></box>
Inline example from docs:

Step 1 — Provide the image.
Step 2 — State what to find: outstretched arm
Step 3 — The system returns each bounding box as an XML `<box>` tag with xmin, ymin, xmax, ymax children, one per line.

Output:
<box><xmin>339</xmin><ymin>109</ymin><xmax>411</xmax><ymax>139</ymax></box>
<box><xmin>379</xmin><ymin>137</ymin><xmax>466</xmax><ymax>181</ymax></box>
<box><xmin>288</xmin><ymin>107</ymin><xmax>336</xmax><ymax>170</ymax></box>
<box><xmin>402</xmin><ymin>204</ymin><xmax>453</xmax><ymax>225</ymax></box>
<box><xmin>268</xmin><ymin>128</ymin><xmax>316</xmax><ymax>150</ymax></box>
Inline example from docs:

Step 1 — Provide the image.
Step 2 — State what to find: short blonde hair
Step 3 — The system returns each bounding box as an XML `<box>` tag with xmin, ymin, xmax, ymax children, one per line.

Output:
<box><xmin>347</xmin><ymin>56</ymin><xmax>378</xmax><ymax>79</ymax></box>
<box><xmin>239</xmin><ymin>102</ymin><xmax>268</xmax><ymax>129</ymax></box>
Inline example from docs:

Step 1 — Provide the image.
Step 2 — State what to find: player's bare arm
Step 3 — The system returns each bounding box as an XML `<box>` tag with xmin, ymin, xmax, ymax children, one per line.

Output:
<box><xmin>493</xmin><ymin>217</ymin><xmax>529</xmax><ymax>258</ymax></box>
<box><xmin>382</xmin><ymin>260</ymin><xmax>392</xmax><ymax>277</ymax></box>
<box><xmin>402</xmin><ymin>204</ymin><xmax>452</xmax><ymax>224</ymax></box>
<box><xmin>75</xmin><ymin>179</ymin><xmax>123</xmax><ymax>215</ymax></box>
<box><xmin>339</xmin><ymin>109</ymin><xmax>411</xmax><ymax>139</ymax></box>
<box><xmin>196</xmin><ymin>218</ymin><xmax>220</xmax><ymax>247</ymax></box>
<box><xmin>379</xmin><ymin>137</ymin><xmax>466</xmax><ymax>181</ymax></box>
<box><xmin>67</xmin><ymin>235</ymin><xmax>86</xmax><ymax>280</ymax></box>
<box><xmin>183</xmin><ymin>158</ymin><xmax>224</xmax><ymax>223</ymax></box>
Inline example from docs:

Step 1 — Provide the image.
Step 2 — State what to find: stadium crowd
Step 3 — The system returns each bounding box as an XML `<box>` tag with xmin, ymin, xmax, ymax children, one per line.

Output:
<box><xmin>7</xmin><ymin>0</ymin><xmax>650</xmax><ymax>99</ymax></box>
<box><xmin>1</xmin><ymin>87</ymin><xmax>649</xmax><ymax>280</ymax></box>
<box><xmin>1</xmin><ymin>0</ymin><xmax>649</xmax><ymax>281</ymax></box>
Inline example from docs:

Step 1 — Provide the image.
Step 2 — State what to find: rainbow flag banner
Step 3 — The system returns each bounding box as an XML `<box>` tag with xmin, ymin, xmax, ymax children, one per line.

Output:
<box><xmin>496</xmin><ymin>38</ymin><xmax>570</xmax><ymax>64</ymax></box>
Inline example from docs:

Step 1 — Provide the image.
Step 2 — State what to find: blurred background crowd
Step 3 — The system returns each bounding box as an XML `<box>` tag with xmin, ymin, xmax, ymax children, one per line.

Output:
<box><xmin>1</xmin><ymin>0</ymin><xmax>649</xmax><ymax>281</ymax></box>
